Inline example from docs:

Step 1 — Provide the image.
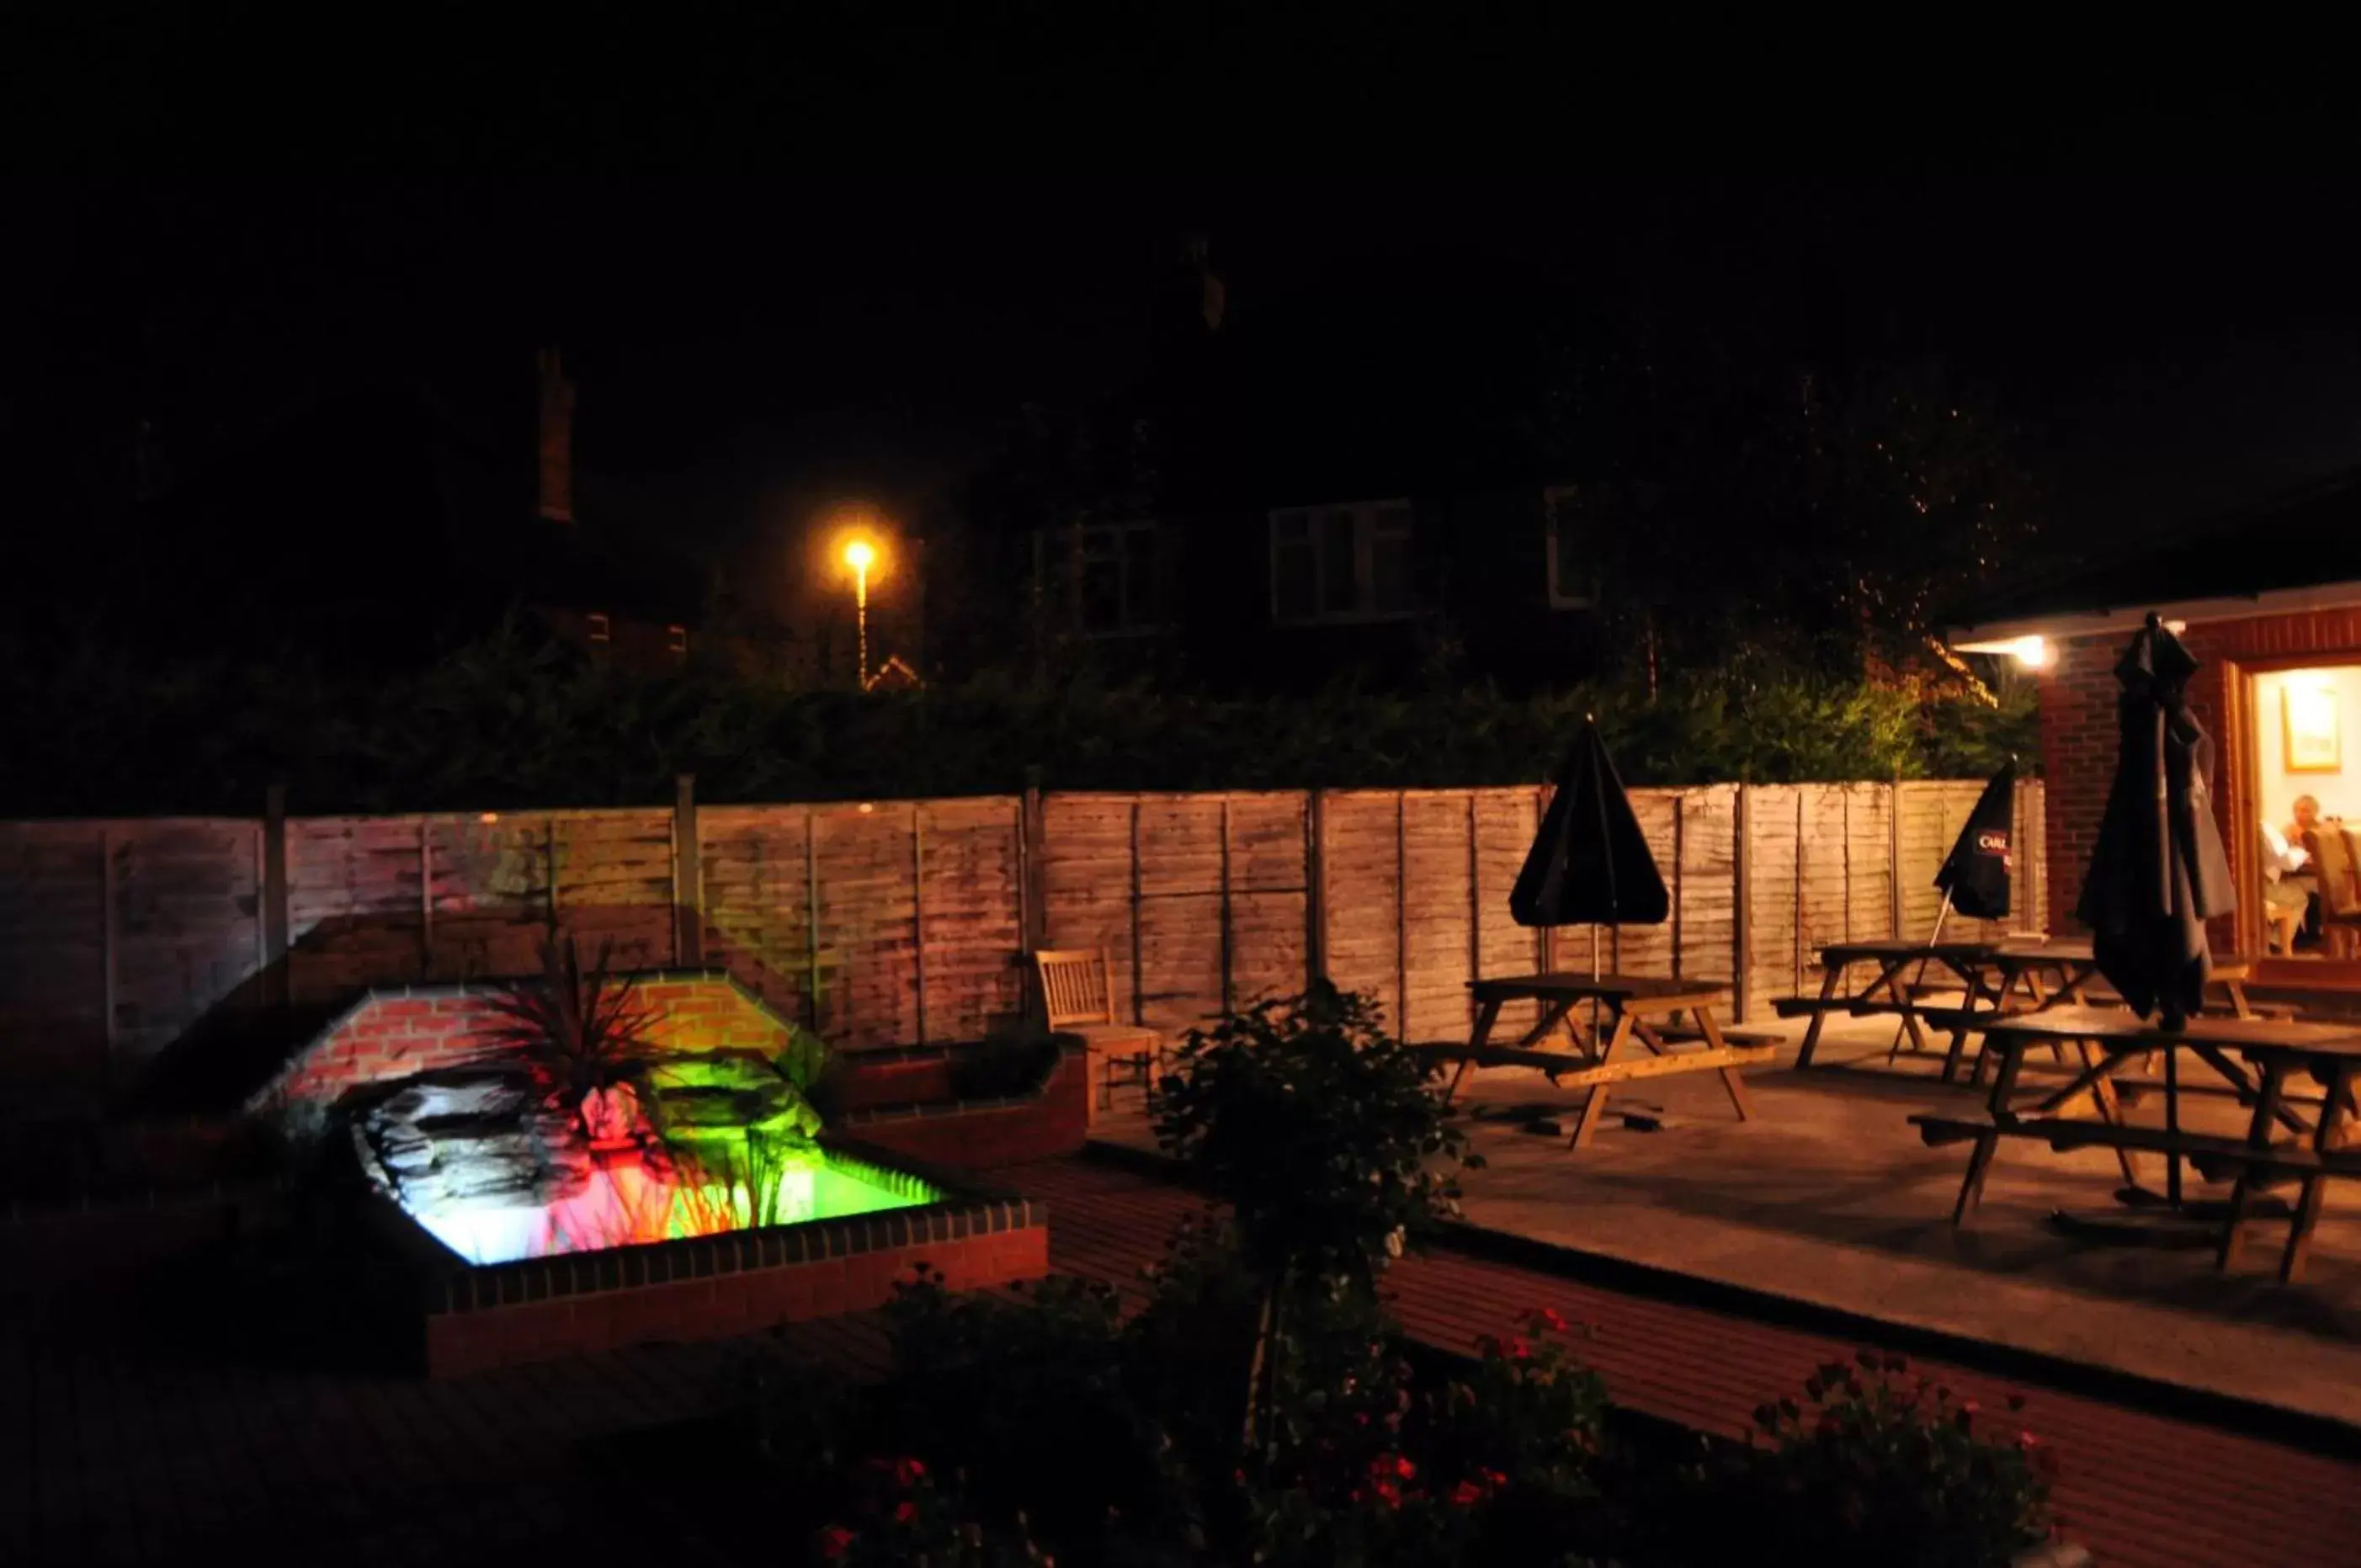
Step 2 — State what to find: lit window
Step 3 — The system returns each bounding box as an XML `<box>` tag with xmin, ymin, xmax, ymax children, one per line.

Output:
<box><xmin>1268</xmin><ymin>501</ymin><xmax>1415</xmax><ymax>625</ymax></box>
<box><xmin>667</xmin><ymin>625</ymin><xmax>689</xmax><ymax>656</ymax></box>
<box><xmin>1544</xmin><ymin>486</ymin><xmax>1596</xmax><ymax>609</ymax></box>
<box><xmin>1037</xmin><ymin>522</ymin><xmax>1170</xmax><ymax>636</ymax></box>
<box><xmin>586</xmin><ymin>613</ymin><xmax>610</xmax><ymax>644</ymax></box>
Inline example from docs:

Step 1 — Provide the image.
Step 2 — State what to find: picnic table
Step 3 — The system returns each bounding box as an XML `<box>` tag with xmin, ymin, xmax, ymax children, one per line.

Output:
<box><xmin>1784</xmin><ymin>938</ymin><xmax>2004</xmax><ymax>1080</ymax></box>
<box><xmin>1417</xmin><ymin>973</ymin><xmax>1775</xmax><ymax>1149</ymax></box>
<box><xmin>1910</xmin><ymin>1007</ymin><xmax>2361</xmax><ymax>1282</ymax></box>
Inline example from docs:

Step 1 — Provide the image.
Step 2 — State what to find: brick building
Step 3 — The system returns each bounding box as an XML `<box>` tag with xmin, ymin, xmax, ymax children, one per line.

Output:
<box><xmin>1950</xmin><ymin>474</ymin><xmax>2361</xmax><ymax>998</ymax></box>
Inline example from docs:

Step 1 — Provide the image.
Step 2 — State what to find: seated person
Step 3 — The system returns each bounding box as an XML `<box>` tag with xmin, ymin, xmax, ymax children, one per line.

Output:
<box><xmin>2285</xmin><ymin>793</ymin><xmax>2326</xmax><ymax>850</ymax></box>
<box><xmin>2262</xmin><ymin>822</ymin><xmax>2311</xmax><ymax>953</ymax></box>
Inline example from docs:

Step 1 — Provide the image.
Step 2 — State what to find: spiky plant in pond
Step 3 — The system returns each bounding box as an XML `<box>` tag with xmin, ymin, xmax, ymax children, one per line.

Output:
<box><xmin>483</xmin><ymin>935</ymin><xmax>662</xmax><ymax>1140</ymax></box>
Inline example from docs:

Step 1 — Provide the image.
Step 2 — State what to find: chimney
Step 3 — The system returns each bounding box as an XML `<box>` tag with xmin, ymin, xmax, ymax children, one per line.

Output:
<box><xmin>537</xmin><ymin>348</ymin><xmax>575</xmax><ymax>524</ymax></box>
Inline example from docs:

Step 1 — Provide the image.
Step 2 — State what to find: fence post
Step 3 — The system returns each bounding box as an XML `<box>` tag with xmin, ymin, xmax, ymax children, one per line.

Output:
<box><xmin>263</xmin><ymin>784</ymin><xmax>290</xmax><ymax>1009</ymax></box>
<box><xmin>1129</xmin><ymin>800</ymin><xmax>1146</xmax><ymax>1028</ymax></box>
<box><xmin>1395</xmin><ymin>790</ymin><xmax>1409</xmax><ymax>1036</ymax></box>
<box><xmin>1888</xmin><ymin>778</ymin><xmax>1903</xmax><ymax>938</ymax></box>
<box><xmin>1732</xmin><ymin>785</ymin><xmax>1752</xmax><ymax>1024</ymax></box>
<box><xmin>99</xmin><ymin>824</ymin><xmax>117</xmax><ymax>1097</ymax></box>
<box><xmin>1218</xmin><ymin>797</ymin><xmax>1234</xmax><ymax>1016</ymax></box>
<box><xmin>912</xmin><ymin>803</ymin><xmax>928</xmax><ymax>1045</ymax></box>
<box><xmin>1019</xmin><ymin>787</ymin><xmax>1048</xmax><ymax>954</ymax></box>
<box><xmin>1305</xmin><ymin>789</ymin><xmax>1328</xmax><ymax>987</ymax></box>
<box><xmin>805</xmin><ymin>810</ymin><xmax>822</xmax><ymax>1032</ymax></box>
<box><xmin>672</xmin><ymin>773</ymin><xmax>703</xmax><ymax>967</ymax></box>
<box><xmin>1671</xmin><ymin>795</ymin><xmax>1686</xmax><ymax>981</ymax></box>
<box><xmin>1792</xmin><ymin>790</ymin><xmax>1806</xmax><ymax>997</ymax></box>
<box><xmin>1466</xmin><ymin>791</ymin><xmax>1481</xmax><ymax>1029</ymax></box>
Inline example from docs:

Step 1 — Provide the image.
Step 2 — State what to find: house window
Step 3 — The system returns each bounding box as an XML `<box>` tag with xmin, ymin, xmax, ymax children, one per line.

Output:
<box><xmin>667</xmin><ymin>625</ymin><xmax>689</xmax><ymax>656</ymax></box>
<box><xmin>1269</xmin><ymin>501</ymin><xmax>1415</xmax><ymax>624</ymax></box>
<box><xmin>1038</xmin><ymin>522</ymin><xmax>1169</xmax><ymax>636</ymax></box>
<box><xmin>1544</xmin><ymin>486</ymin><xmax>1597</xmax><ymax>609</ymax></box>
<box><xmin>586</xmin><ymin>612</ymin><xmax>611</xmax><ymax>644</ymax></box>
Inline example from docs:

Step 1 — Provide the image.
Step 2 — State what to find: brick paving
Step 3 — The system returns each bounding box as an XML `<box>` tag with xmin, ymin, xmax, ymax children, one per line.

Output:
<box><xmin>6</xmin><ymin>1156</ymin><xmax>2360</xmax><ymax>1566</ymax></box>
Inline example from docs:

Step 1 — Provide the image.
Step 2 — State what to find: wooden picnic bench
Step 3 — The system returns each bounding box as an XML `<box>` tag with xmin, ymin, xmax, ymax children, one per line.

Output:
<box><xmin>1785</xmin><ymin>939</ymin><xmax>2005</xmax><ymax>1080</ymax></box>
<box><xmin>1417</xmin><ymin>973</ymin><xmax>1775</xmax><ymax>1148</ymax></box>
<box><xmin>1909</xmin><ymin>1007</ymin><xmax>2361</xmax><ymax>1282</ymax></box>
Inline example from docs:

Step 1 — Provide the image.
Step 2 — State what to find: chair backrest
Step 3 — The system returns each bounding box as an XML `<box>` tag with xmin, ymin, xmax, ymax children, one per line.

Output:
<box><xmin>1034</xmin><ymin>948</ymin><xmax>1118</xmax><ymax>1029</ymax></box>
<box><xmin>2310</xmin><ymin>828</ymin><xmax>2361</xmax><ymax>917</ymax></box>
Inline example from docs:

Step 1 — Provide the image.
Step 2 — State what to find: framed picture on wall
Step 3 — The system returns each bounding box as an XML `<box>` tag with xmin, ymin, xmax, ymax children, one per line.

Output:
<box><xmin>2284</xmin><ymin>679</ymin><xmax>2342</xmax><ymax>774</ymax></box>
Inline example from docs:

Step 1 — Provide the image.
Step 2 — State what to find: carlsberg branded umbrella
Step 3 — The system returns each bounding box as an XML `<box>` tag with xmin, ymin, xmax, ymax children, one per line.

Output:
<box><xmin>1935</xmin><ymin>758</ymin><xmax>2017</xmax><ymax>924</ymax></box>
<box><xmin>2075</xmin><ymin>614</ymin><xmax>2235</xmax><ymax>1027</ymax></box>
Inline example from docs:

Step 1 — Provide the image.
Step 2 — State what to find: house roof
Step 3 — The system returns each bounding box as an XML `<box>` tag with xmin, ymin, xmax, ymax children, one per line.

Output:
<box><xmin>1949</xmin><ymin>469</ymin><xmax>2361</xmax><ymax>642</ymax></box>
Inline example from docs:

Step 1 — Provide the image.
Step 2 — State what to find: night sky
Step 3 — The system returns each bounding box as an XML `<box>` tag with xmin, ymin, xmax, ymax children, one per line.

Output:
<box><xmin>10</xmin><ymin>172</ymin><xmax>2361</xmax><ymax>597</ymax></box>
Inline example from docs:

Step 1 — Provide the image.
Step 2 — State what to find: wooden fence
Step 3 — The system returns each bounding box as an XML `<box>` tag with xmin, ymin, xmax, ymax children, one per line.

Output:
<box><xmin>0</xmin><ymin>779</ymin><xmax>2043</xmax><ymax>1096</ymax></box>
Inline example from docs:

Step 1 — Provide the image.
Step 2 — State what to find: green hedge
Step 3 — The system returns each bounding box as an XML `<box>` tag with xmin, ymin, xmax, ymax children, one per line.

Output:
<box><xmin>0</xmin><ymin>625</ymin><xmax>2037</xmax><ymax>817</ymax></box>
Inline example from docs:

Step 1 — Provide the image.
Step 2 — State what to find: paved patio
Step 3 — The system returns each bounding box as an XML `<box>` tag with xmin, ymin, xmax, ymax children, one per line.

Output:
<box><xmin>1100</xmin><ymin>1013</ymin><xmax>2361</xmax><ymax>1431</ymax></box>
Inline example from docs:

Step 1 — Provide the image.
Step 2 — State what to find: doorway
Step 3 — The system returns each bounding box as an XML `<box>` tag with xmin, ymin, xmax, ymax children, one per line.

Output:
<box><xmin>2245</xmin><ymin>663</ymin><xmax>2361</xmax><ymax>971</ymax></box>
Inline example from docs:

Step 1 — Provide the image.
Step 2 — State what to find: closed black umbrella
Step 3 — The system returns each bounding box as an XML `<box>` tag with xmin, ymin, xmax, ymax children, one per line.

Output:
<box><xmin>1935</xmin><ymin>758</ymin><xmax>2017</xmax><ymax>923</ymax></box>
<box><xmin>2075</xmin><ymin>614</ymin><xmax>2236</xmax><ymax>1027</ymax></box>
<box><xmin>1512</xmin><ymin>717</ymin><xmax>1668</xmax><ymax>966</ymax></box>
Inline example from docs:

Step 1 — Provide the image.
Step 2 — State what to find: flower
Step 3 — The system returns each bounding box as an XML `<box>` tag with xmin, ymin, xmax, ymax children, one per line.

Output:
<box><xmin>817</xmin><ymin>1526</ymin><xmax>857</xmax><ymax>1560</ymax></box>
<box><xmin>1520</xmin><ymin>1305</ymin><xmax>1571</xmax><ymax>1334</ymax></box>
<box><xmin>1505</xmin><ymin>1336</ymin><xmax>1533</xmax><ymax>1361</ymax></box>
<box><xmin>893</xmin><ymin>1457</ymin><xmax>927</xmax><ymax>1487</ymax></box>
<box><xmin>895</xmin><ymin>1502</ymin><xmax>917</xmax><ymax>1524</ymax></box>
<box><xmin>1449</xmin><ymin>1480</ymin><xmax>1486</xmax><ymax>1507</ymax></box>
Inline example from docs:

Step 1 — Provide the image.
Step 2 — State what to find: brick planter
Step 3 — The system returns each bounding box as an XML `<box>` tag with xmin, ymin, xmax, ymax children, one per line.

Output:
<box><xmin>363</xmin><ymin>1144</ymin><xmax>1049</xmax><ymax>1378</ymax></box>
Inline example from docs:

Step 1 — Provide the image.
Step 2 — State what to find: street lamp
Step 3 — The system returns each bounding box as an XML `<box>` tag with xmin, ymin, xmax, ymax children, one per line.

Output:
<box><xmin>841</xmin><ymin>535</ymin><xmax>880</xmax><ymax>688</ymax></box>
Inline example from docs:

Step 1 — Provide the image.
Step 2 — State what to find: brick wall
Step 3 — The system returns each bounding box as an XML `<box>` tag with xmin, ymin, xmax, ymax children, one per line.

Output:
<box><xmin>838</xmin><ymin>1044</ymin><xmax>1090</xmax><ymax>1169</ymax></box>
<box><xmin>2040</xmin><ymin>607</ymin><xmax>2361</xmax><ymax>947</ymax></box>
<box><xmin>261</xmin><ymin>970</ymin><xmax>791</xmax><ymax>1109</ymax></box>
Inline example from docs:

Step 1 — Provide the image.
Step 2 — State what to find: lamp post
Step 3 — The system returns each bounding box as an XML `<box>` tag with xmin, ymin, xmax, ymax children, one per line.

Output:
<box><xmin>843</xmin><ymin>536</ymin><xmax>877</xmax><ymax>688</ymax></box>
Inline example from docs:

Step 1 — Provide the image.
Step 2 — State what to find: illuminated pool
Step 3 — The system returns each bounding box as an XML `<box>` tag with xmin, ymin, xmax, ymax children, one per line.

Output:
<box><xmin>401</xmin><ymin>1145</ymin><xmax>939</xmax><ymax>1267</ymax></box>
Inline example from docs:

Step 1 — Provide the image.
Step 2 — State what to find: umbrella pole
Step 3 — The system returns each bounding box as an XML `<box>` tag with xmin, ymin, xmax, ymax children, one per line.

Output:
<box><xmin>1887</xmin><ymin>890</ymin><xmax>1955</xmax><ymax>1064</ymax></box>
<box><xmin>1590</xmin><ymin>925</ymin><xmax>1603</xmax><ymax>1045</ymax></box>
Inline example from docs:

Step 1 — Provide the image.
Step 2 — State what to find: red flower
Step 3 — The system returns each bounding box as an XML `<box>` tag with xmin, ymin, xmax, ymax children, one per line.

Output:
<box><xmin>1393</xmin><ymin>1455</ymin><xmax>1417</xmax><ymax>1480</ymax></box>
<box><xmin>1371</xmin><ymin>1480</ymin><xmax>1402</xmax><ymax>1508</ymax></box>
<box><xmin>817</xmin><ymin>1525</ymin><xmax>857</xmax><ymax>1560</ymax></box>
<box><xmin>893</xmin><ymin>1457</ymin><xmax>927</xmax><ymax>1487</ymax></box>
<box><xmin>1505</xmin><ymin>1336</ymin><xmax>1533</xmax><ymax>1361</ymax></box>
<box><xmin>894</xmin><ymin>1501</ymin><xmax>917</xmax><ymax>1524</ymax></box>
<box><xmin>1450</xmin><ymin>1480</ymin><xmax>1486</xmax><ymax>1507</ymax></box>
<box><xmin>1519</xmin><ymin>1305</ymin><xmax>1571</xmax><ymax>1334</ymax></box>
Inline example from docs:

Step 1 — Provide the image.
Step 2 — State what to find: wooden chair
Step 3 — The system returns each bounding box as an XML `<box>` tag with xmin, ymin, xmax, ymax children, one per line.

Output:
<box><xmin>1032</xmin><ymin>949</ymin><xmax>1164</xmax><ymax>1116</ymax></box>
<box><xmin>2303</xmin><ymin>829</ymin><xmax>2361</xmax><ymax>959</ymax></box>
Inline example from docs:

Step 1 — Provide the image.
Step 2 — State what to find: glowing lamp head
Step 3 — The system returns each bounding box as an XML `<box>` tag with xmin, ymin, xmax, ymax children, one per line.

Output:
<box><xmin>2006</xmin><ymin>635</ymin><xmax>2050</xmax><ymax>670</ymax></box>
<box><xmin>843</xmin><ymin>539</ymin><xmax>876</xmax><ymax>574</ymax></box>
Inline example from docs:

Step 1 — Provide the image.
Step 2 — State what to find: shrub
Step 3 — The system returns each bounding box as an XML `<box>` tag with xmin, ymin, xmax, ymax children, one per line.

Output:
<box><xmin>1731</xmin><ymin>1351</ymin><xmax>2058</xmax><ymax>1568</ymax></box>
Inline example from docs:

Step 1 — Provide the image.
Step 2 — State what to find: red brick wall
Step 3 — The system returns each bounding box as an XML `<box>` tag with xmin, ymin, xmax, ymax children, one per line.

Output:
<box><xmin>263</xmin><ymin>972</ymin><xmax>792</xmax><ymax>1108</ymax></box>
<box><xmin>2040</xmin><ymin>608</ymin><xmax>2361</xmax><ymax>946</ymax></box>
<box><xmin>842</xmin><ymin>1046</ymin><xmax>1089</xmax><ymax>1170</ymax></box>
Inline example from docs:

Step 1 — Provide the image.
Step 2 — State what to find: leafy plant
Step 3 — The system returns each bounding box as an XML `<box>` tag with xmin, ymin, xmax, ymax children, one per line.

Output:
<box><xmin>482</xmin><ymin>935</ymin><xmax>662</xmax><ymax>1138</ymax></box>
<box><xmin>1732</xmin><ymin>1351</ymin><xmax>2058</xmax><ymax>1568</ymax></box>
<box><xmin>814</xmin><ymin>1456</ymin><xmax>1055</xmax><ymax>1566</ymax></box>
<box><xmin>1151</xmin><ymin>982</ymin><xmax>1480</xmax><ymax>1465</ymax></box>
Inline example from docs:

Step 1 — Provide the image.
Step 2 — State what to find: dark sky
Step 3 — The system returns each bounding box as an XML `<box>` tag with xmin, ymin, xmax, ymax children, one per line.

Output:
<box><xmin>11</xmin><ymin>176</ymin><xmax>2361</xmax><ymax>572</ymax></box>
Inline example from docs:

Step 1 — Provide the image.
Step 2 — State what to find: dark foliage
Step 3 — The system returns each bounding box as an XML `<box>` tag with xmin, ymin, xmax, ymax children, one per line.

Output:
<box><xmin>0</xmin><ymin>618</ymin><xmax>2034</xmax><ymax>817</ymax></box>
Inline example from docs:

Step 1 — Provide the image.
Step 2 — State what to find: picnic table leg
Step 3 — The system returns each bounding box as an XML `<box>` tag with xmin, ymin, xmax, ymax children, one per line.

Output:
<box><xmin>1954</xmin><ymin>1045</ymin><xmax>2027</xmax><ymax>1228</ymax></box>
<box><xmin>1693</xmin><ymin>1004</ymin><xmax>1757</xmax><ymax>1122</ymax></box>
<box><xmin>1793</xmin><ymin>962</ymin><xmax>1843</xmax><ymax>1071</ymax></box>
<box><xmin>2280</xmin><ymin>1063</ymin><xmax>2358</xmax><ymax>1284</ymax></box>
<box><xmin>2223</xmin><ymin>977</ymin><xmax>2256</xmax><ymax>1021</ymax></box>
<box><xmin>1518</xmin><ymin>999</ymin><xmax>1579</xmax><ymax>1050</ymax></box>
<box><xmin>2217</xmin><ymin>1059</ymin><xmax>2289</xmax><ymax>1272</ymax></box>
<box><xmin>2071</xmin><ymin>1039</ymin><xmax>2143</xmax><ymax>1189</ymax></box>
<box><xmin>1445</xmin><ymin>1000</ymin><xmax>1507</xmax><ymax>1104</ymax></box>
<box><xmin>1569</xmin><ymin>1010</ymin><xmax>1638</xmax><ymax>1150</ymax></box>
<box><xmin>1939</xmin><ymin>969</ymin><xmax>1983</xmax><ymax>1084</ymax></box>
<box><xmin>2164</xmin><ymin>1044</ymin><xmax>2183</xmax><ymax>1209</ymax></box>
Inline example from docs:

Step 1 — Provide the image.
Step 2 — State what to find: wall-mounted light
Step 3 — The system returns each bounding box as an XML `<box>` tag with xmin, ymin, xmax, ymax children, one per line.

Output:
<box><xmin>2004</xmin><ymin>635</ymin><xmax>2050</xmax><ymax>669</ymax></box>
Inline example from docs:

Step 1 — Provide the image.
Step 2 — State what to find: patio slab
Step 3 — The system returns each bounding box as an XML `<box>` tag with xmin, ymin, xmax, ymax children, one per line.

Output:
<box><xmin>1098</xmin><ymin>1013</ymin><xmax>2361</xmax><ymax>1432</ymax></box>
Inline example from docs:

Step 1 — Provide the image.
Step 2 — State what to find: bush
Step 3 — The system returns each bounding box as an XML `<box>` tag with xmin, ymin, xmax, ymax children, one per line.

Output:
<box><xmin>1724</xmin><ymin>1351</ymin><xmax>2058</xmax><ymax>1568</ymax></box>
<box><xmin>0</xmin><ymin>619</ymin><xmax>2036</xmax><ymax>816</ymax></box>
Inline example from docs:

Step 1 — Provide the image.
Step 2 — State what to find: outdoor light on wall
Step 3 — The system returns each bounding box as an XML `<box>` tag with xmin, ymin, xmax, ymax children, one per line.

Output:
<box><xmin>2005</xmin><ymin>635</ymin><xmax>2050</xmax><ymax>669</ymax></box>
